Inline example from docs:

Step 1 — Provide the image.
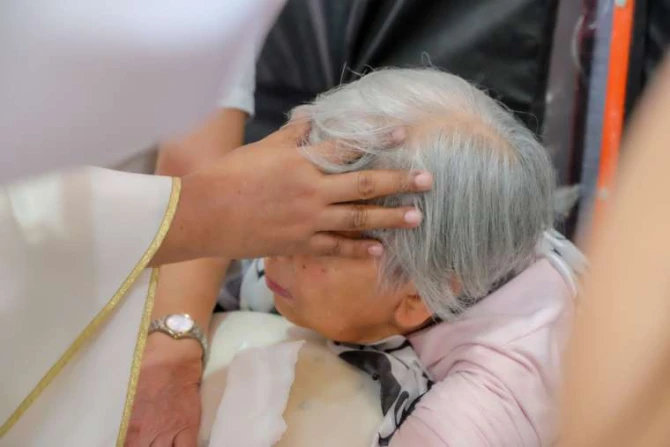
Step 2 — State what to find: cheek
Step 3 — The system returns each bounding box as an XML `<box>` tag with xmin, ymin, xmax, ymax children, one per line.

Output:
<box><xmin>296</xmin><ymin>259</ymin><xmax>381</xmax><ymax>313</ymax></box>
<box><xmin>293</xmin><ymin>261</ymin><xmax>339</xmax><ymax>298</ymax></box>
<box><xmin>270</xmin><ymin>257</ymin><xmax>388</xmax><ymax>341</ymax></box>
<box><xmin>302</xmin><ymin>261</ymin><xmax>392</xmax><ymax>342</ymax></box>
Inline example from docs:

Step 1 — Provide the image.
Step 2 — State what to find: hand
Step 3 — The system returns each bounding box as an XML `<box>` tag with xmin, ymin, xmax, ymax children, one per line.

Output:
<box><xmin>155</xmin><ymin>121</ymin><xmax>433</xmax><ymax>264</ymax></box>
<box><xmin>125</xmin><ymin>336</ymin><xmax>203</xmax><ymax>447</ymax></box>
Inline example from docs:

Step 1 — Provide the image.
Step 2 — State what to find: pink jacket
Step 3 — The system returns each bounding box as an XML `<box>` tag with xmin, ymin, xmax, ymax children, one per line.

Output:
<box><xmin>396</xmin><ymin>259</ymin><xmax>575</xmax><ymax>446</ymax></box>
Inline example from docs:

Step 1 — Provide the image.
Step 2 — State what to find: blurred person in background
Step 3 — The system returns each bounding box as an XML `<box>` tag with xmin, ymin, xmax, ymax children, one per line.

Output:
<box><xmin>561</xmin><ymin>56</ymin><xmax>670</xmax><ymax>447</ymax></box>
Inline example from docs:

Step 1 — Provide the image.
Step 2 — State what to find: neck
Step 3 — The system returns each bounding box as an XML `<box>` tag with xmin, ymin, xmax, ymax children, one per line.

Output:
<box><xmin>350</xmin><ymin>319</ymin><xmax>435</xmax><ymax>345</ymax></box>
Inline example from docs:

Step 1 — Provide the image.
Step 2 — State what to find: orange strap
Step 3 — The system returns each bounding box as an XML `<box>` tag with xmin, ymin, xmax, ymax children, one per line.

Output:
<box><xmin>592</xmin><ymin>0</ymin><xmax>635</xmax><ymax>231</ymax></box>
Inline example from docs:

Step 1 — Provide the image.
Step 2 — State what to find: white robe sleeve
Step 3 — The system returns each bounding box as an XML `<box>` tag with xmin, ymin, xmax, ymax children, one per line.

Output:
<box><xmin>0</xmin><ymin>167</ymin><xmax>179</xmax><ymax>445</ymax></box>
<box><xmin>0</xmin><ymin>0</ymin><xmax>285</xmax><ymax>183</ymax></box>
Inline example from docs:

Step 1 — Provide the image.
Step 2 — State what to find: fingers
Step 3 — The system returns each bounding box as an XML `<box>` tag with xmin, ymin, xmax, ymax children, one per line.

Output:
<box><xmin>307</xmin><ymin>138</ymin><xmax>351</xmax><ymax>163</ymax></box>
<box><xmin>322</xmin><ymin>169</ymin><xmax>433</xmax><ymax>203</ymax></box>
<box><xmin>305</xmin><ymin>126</ymin><xmax>407</xmax><ymax>165</ymax></box>
<box><xmin>150</xmin><ymin>433</ymin><xmax>173</xmax><ymax>447</ymax></box>
<box><xmin>276</xmin><ymin>115</ymin><xmax>311</xmax><ymax>146</ymax></box>
<box><xmin>318</xmin><ymin>205</ymin><xmax>423</xmax><ymax>233</ymax></box>
<box><xmin>173</xmin><ymin>427</ymin><xmax>198</xmax><ymax>447</ymax></box>
<box><xmin>308</xmin><ymin>233</ymin><xmax>385</xmax><ymax>258</ymax></box>
<box><xmin>148</xmin><ymin>427</ymin><xmax>196</xmax><ymax>447</ymax></box>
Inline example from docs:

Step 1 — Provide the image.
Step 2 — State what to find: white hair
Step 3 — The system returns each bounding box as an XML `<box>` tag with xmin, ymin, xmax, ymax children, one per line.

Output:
<box><xmin>293</xmin><ymin>68</ymin><xmax>556</xmax><ymax>320</ymax></box>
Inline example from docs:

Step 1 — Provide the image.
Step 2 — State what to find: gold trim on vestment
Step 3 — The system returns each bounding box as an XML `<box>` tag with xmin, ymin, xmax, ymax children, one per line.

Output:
<box><xmin>116</xmin><ymin>267</ymin><xmax>160</xmax><ymax>446</ymax></box>
<box><xmin>0</xmin><ymin>177</ymin><xmax>182</xmax><ymax>439</ymax></box>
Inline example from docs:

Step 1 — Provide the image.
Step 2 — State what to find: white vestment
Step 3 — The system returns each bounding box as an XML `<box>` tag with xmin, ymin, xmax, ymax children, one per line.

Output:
<box><xmin>0</xmin><ymin>1</ymin><xmax>285</xmax><ymax>444</ymax></box>
<box><xmin>0</xmin><ymin>168</ymin><xmax>178</xmax><ymax>445</ymax></box>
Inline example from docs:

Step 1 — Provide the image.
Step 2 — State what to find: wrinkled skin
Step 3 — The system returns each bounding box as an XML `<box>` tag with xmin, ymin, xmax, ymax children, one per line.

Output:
<box><xmin>125</xmin><ymin>337</ymin><xmax>203</xmax><ymax>447</ymax></box>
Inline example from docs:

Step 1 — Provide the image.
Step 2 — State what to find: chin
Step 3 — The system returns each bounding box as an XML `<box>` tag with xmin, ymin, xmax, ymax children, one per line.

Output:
<box><xmin>273</xmin><ymin>294</ymin><xmax>297</xmax><ymax>323</ymax></box>
<box><xmin>274</xmin><ymin>295</ymin><xmax>319</xmax><ymax>336</ymax></box>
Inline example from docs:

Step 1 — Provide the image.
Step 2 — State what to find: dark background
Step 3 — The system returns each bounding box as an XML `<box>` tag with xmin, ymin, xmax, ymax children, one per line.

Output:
<box><xmin>245</xmin><ymin>0</ymin><xmax>669</xmax><ymax>238</ymax></box>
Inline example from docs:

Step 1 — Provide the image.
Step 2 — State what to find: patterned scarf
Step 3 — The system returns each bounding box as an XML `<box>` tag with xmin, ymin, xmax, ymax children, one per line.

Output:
<box><xmin>328</xmin><ymin>336</ymin><xmax>434</xmax><ymax>446</ymax></box>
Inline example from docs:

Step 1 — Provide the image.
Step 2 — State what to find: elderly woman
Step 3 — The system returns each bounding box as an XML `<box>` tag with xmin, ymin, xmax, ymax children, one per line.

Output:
<box><xmin>129</xmin><ymin>68</ymin><xmax>585</xmax><ymax>446</ymax></box>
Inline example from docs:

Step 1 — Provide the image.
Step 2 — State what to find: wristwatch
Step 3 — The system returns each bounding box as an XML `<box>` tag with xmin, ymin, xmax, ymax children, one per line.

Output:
<box><xmin>148</xmin><ymin>313</ymin><xmax>209</xmax><ymax>366</ymax></box>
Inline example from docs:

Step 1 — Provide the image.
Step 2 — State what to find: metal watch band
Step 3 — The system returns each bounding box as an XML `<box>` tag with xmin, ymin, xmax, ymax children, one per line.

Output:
<box><xmin>148</xmin><ymin>314</ymin><xmax>209</xmax><ymax>366</ymax></box>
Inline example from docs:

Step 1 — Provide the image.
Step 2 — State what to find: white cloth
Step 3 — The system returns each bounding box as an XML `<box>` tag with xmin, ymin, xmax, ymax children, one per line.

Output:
<box><xmin>209</xmin><ymin>341</ymin><xmax>304</xmax><ymax>447</ymax></box>
<box><xmin>217</xmin><ymin>34</ymin><xmax>261</xmax><ymax>117</ymax></box>
<box><xmin>200</xmin><ymin>313</ymin><xmax>382</xmax><ymax>447</ymax></box>
<box><xmin>199</xmin><ymin>312</ymin><xmax>296</xmax><ymax>445</ymax></box>
<box><xmin>0</xmin><ymin>0</ymin><xmax>286</xmax><ymax>182</ymax></box>
<box><xmin>0</xmin><ymin>168</ymin><xmax>175</xmax><ymax>445</ymax></box>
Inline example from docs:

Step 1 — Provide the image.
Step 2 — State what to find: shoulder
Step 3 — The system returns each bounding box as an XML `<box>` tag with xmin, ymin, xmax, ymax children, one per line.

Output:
<box><xmin>391</xmin><ymin>364</ymin><xmax>547</xmax><ymax>446</ymax></box>
<box><xmin>411</xmin><ymin>259</ymin><xmax>574</xmax><ymax>375</ymax></box>
<box><xmin>404</xmin><ymin>260</ymin><xmax>574</xmax><ymax>446</ymax></box>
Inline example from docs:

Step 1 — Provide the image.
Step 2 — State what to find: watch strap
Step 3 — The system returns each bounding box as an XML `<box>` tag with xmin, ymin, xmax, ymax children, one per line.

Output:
<box><xmin>148</xmin><ymin>315</ymin><xmax>209</xmax><ymax>366</ymax></box>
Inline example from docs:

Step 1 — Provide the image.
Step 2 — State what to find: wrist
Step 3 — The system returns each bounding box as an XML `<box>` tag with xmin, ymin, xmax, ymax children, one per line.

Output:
<box><xmin>152</xmin><ymin>173</ymin><xmax>216</xmax><ymax>265</ymax></box>
<box><xmin>179</xmin><ymin>171</ymin><xmax>221</xmax><ymax>259</ymax></box>
<box><xmin>144</xmin><ymin>332</ymin><xmax>204</xmax><ymax>367</ymax></box>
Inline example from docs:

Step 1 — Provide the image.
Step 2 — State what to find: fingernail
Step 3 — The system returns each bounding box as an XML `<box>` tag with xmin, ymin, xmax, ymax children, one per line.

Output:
<box><xmin>391</xmin><ymin>127</ymin><xmax>406</xmax><ymax>143</ymax></box>
<box><xmin>368</xmin><ymin>244</ymin><xmax>384</xmax><ymax>257</ymax></box>
<box><xmin>413</xmin><ymin>172</ymin><xmax>433</xmax><ymax>190</ymax></box>
<box><xmin>404</xmin><ymin>209</ymin><xmax>423</xmax><ymax>225</ymax></box>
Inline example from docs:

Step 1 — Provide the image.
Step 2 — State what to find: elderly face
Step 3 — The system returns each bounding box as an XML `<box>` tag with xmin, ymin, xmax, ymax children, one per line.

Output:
<box><xmin>264</xmin><ymin>249</ymin><xmax>431</xmax><ymax>343</ymax></box>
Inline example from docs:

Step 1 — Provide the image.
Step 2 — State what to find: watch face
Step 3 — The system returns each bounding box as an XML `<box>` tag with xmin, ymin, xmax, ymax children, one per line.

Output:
<box><xmin>165</xmin><ymin>314</ymin><xmax>194</xmax><ymax>334</ymax></box>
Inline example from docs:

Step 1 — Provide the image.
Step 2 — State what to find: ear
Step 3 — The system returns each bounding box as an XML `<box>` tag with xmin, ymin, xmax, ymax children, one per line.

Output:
<box><xmin>393</xmin><ymin>285</ymin><xmax>432</xmax><ymax>332</ymax></box>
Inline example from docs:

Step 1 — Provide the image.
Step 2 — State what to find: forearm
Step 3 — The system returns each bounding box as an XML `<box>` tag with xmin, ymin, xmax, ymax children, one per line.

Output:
<box><xmin>151</xmin><ymin>110</ymin><xmax>247</xmax><ymax>266</ymax></box>
<box><xmin>150</xmin><ymin>171</ymin><xmax>223</xmax><ymax>266</ymax></box>
<box><xmin>151</xmin><ymin>258</ymin><xmax>229</xmax><ymax>331</ymax></box>
<box><xmin>149</xmin><ymin>109</ymin><xmax>246</xmax><ymax>332</ymax></box>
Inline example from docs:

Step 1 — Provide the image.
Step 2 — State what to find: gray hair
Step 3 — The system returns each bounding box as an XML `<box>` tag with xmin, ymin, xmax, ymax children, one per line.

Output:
<box><xmin>293</xmin><ymin>68</ymin><xmax>555</xmax><ymax>321</ymax></box>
